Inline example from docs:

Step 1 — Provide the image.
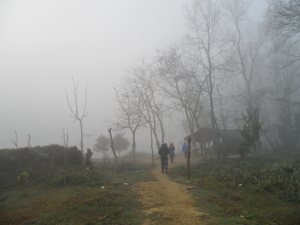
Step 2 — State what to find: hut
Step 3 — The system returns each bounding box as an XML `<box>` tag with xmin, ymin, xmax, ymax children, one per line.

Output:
<box><xmin>184</xmin><ymin>127</ymin><xmax>242</xmax><ymax>157</ymax></box>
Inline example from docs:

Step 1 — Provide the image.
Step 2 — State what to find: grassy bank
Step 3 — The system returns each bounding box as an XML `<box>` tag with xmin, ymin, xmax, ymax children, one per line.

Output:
<box><xmin>169</xmin><ymin>155</ymin><xmax>300</xmax><ymax>225</ymax></box>
<box><xmin>0</xmin><ymin>146</ymin><xmax>156</xmax><ymax>224</ymax></box>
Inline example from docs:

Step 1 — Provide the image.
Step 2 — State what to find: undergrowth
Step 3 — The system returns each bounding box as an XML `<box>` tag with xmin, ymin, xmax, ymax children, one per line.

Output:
<box><xmin>169</xmin><ymin>155</ymin><xmax>300</xmax><ymax>225</ymax></box>
<box><xmin>0</xmin><ymin>146</ymin><xmax>156</xmax><ymax>224</ymax></box>
<box><xmin>0</xmin><ymin>158</ymin><xmax>155</xmax><ymax>224</ymax></box>
<box><xmin>186</xmin><ymin>156</ymin><xmax>300</xmax><ymax>202</ymax></box>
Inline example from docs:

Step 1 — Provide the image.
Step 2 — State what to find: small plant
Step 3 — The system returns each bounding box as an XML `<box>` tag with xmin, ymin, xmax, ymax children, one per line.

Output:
<box><xmin>18</xmin><ymin>171</ymin><xmax>29</xmax><ymax>184</ymax></box>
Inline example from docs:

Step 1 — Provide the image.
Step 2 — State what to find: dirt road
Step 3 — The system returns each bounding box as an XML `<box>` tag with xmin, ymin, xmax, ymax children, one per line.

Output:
<box><xmin>131</xmin><ymin>156</ymin><xmax>205</xmax><ymax>225</ymax></box>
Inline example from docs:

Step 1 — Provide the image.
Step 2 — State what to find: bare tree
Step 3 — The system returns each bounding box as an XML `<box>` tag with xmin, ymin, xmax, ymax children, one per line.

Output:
<box><xmin>184</xmin><ymin>0</ymin><xmax>226</xmax><ymax>159</ymax></box>
<box><xmin>108</xmin><ymin>86</ymin><xmax>145</xmax><ymax>163</ymax></box>
<box><xmin>223</xmin><ymin>0</ymin><xmax>266</xmax><ymax>152</ymax></box>
<box><xmin>65</xmin><ymin>76</ymin><xmax>90</xmax><ymax>153</ymax></box>
<box><xmin>126</xmin><ymin>57</ymin><xmax>166</xmax><ymax>150</ymax></box>
<box><xmin>157</xmin><ymin>45</ymin><xmax>207</xmax><ymax>155</ymax></box>
<box><xmin>10</xmin><ymin>129</ymin><xmax>18</xmax><ymax>148</ymax></box>
<box><xmin>224</xmin><ymin>0</ymin><xmax>265</xmax><ymax>112</ymax></box>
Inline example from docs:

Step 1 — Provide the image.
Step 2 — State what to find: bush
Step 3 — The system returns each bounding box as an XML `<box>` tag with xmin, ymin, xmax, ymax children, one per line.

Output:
<box><xmin>0</xmin><ymin>145</ymin><xmax>83</xmax><ymax>188</ymax></box>
<box><xmin>38</xmin><ymin>145</ymin><xmax>83</xmax><ymax>166</ymax></box>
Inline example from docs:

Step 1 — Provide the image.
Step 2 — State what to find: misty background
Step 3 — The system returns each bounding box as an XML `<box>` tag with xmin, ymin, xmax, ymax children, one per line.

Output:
<box><xmin>1</xmin><ymin>0</ymin><xmax>268</xmax><ymax>157</ymax></box>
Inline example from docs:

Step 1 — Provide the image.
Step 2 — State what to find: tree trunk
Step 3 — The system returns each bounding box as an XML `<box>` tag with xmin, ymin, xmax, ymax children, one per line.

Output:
<box><xmin>108</xmin><ymin>128</ymin><xmax>118</xmax><ymax>173</ymax></box>
<box><xmin>148</xmin><ymin>116</ymin><xmax>160</xmax><ymax>151</ymax></box>
<box><xmin>187</xmin><ymin>137</ymin><xmax>191</xmax><ymax>180</ymax></box>
<box><xmin>64</xmin><ymin>148</ymin><xmax>67</xmax><ymax>186</ymax></box>
<box><xmin>28</xmin><ymin>134</ymin><xmax>31</xmax><ymax>148</ymax></box>
<box><xmin>80</xmin><ymin>120</ymin><xmax>84</xmax><ymax>153</ymax></box>
<box><xmin>151</xmin><ymin>130</ymin><xmax>154</xmax><ymax>164</ymax></box>
<box><xmin>209</xmin><ymin>85</ymin><xmax>218</xmax><ymax>159</ymax></box>
<box><xmin>132</xmin><ymin>130</ymin><xmax>136</xmax><ymax>163</ymax></box>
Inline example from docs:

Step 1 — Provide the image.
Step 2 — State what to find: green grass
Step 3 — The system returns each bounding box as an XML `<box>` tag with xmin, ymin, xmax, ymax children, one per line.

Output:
<box><xmin>0</xmin><ymin>161</ymin><xmax>156</xmax><ymax>225</ymax></box>
<box><xmin>169</xmin><ymin>156</ymin><xmax>300</xmax><ymax>225</ymax></box>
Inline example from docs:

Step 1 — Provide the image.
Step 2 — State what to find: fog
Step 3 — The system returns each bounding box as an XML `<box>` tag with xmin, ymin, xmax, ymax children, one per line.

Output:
<box><xmin>0</xmin><ymin>0</ymin><xmax>289</xmax><ymax>159</ymax></box>
<box><xmin>0</xmin><ymin>0</ymin><xmax>187</xmax><ymax>156</ymax></box>
<box><xmin>2</xmin><ymin>1</ymin><xmax>300</xmax><ymax>223</ymax></box>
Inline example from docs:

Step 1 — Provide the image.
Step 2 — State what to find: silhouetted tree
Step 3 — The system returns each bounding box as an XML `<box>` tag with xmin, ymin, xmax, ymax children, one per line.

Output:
<box><xmin>113</xmin><ymin>133</ymin><xmax>130</xmax><ymax>158</ymax></box>
<box><xmin>93</xmin><ymin>135</ymin><xmax>110</xmax><ymax>157</ymax></box>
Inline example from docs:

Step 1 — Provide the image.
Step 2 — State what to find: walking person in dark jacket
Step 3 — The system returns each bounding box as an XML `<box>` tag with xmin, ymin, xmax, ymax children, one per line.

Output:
<box><xmin>169</xmin><ymin>143</ymin><xmax>175</xmax><ymax>163</ymax></box>
<box><xmin>159</xmin><ymin>143</ymin><xmax>169</xmax><ymax>174</ymax></box>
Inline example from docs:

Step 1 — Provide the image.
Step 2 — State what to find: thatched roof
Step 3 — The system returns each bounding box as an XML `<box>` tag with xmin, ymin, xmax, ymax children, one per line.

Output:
<box><xmin>184</xmin><ymin>127</ymin><xmax>242</xmax><ymax>145</ymax></box>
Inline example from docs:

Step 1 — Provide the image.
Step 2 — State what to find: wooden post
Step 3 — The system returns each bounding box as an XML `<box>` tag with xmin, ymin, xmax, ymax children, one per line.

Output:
<box><xmin>108</xmin><ymin>128</ymin><xmax>118</xmax><ymax>173</ymax></box>
<box><xmin>151</xmin><ymin>130</ymin><xmax>154</xmax><ymax>164</ymax></box>
<box><xmin>62</xmin><ymin>128</ymin><xmax>69</xmax><ymax>186</ymax></box>
<box><xmin>187</xmin><ymin>137</ymin><xmax>191</xmax><ymax>180</ymax></box>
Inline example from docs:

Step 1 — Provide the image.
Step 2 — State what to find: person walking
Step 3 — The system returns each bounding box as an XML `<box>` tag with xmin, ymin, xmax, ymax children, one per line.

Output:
<box><xmin>182</xmin><ymin>142</ymin><xmax>188</xmax><ymax>159</ymax></box>
<box><xmin>169</xmin><ymin>143</ymin><xmax>175</xmax><ymax>163</ymax></box>
<box><xmin>159</xmin><ymin>143</ymin><xmax>169</xmax><ymax>174</ymax></box>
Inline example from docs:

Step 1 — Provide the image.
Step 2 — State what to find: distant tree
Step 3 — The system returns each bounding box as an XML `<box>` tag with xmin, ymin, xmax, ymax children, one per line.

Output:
<box><xmin>107</xmin><ymin>86</ymin><xmax>145</xmax><ymax>163</ymax></box>
<box><xmin>65</xmin><ymin>76</ymin><xmax>91</xmax><ymax>153</ymax></box>
<box><xmin>113</xmin><ymin>133</ymin><xmax>130</xmax><ymax>158</ymax></box>
<box><xmin>223</xmin><ymin>0</ymin><xmax>266</xmax><ymax>153</ymax></box>
<box><xmin>93</xmin><ymin>135</ymin><xmax>110</xmax><ymax>157</ymax></box>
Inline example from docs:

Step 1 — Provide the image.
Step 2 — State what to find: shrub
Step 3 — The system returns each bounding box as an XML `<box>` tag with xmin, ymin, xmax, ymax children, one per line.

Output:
<box><xmin>0</xmin><ymin>145</ymin><xmax>83</xmax><ymax>188</ymax></box>
<box><xmin>39</xmin><ymin>145</ymin><xmax>83</xmax><ymax>166</ymax></box>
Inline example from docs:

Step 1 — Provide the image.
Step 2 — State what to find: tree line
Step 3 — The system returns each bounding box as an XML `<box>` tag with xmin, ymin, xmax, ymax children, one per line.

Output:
<box><xmin>106</xmin><ymin>0</ymin><xmax>300</xmax><ymax>159</ymax></box>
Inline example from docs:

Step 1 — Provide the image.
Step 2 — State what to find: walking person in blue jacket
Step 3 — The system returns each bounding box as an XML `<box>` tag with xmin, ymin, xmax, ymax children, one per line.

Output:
<box><xmin>182</xmin><ymin>142</ymin><xmax>188</xmax><ymax>159</ymax></box>
<box><xmin>159</xmin><ymin>143</ymin><xmax>169</xmax><ymax>174</ymax></box>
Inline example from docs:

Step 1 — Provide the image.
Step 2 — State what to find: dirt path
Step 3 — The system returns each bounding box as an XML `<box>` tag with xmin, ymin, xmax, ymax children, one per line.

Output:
<box><xmin>131</xmin><ymin>155</ymin><xmax>205</xmax><ymax>225</ymax></box>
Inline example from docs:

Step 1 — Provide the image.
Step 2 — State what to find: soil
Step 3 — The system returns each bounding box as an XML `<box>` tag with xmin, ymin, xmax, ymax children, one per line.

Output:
<box><xmin>131</xmin><ymin>155</ymin><xmax>206</xmax><ymax>225</ymax></box>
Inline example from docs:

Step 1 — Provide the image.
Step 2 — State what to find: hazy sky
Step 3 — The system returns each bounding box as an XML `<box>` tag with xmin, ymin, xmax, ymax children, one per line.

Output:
<box><xmin>0</xmin><ymin>0</ymin><xmax>267</xmax><ymax>156</ymax></box>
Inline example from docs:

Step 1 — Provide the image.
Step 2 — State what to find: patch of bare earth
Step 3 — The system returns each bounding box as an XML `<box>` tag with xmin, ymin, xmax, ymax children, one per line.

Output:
<box><xmin>131</xmin><ymin>156</ymin><xmax>205</xmax><ymax>225</ymax></box>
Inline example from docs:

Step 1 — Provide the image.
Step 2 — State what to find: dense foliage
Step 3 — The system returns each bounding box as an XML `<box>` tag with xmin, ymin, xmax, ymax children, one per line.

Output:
<box><xmin>187</xmin><ymin>156</ymin><xmax>300</xmax><ymax>202</ymax></box>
